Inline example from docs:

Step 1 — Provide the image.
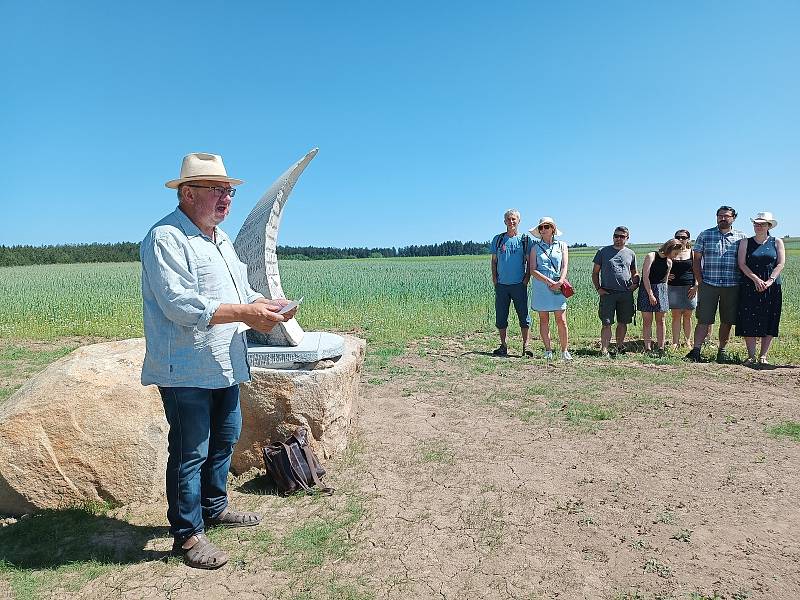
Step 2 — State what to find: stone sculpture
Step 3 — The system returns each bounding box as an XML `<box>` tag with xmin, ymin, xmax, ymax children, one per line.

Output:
<box><xmin>233</xmin><ymin>148</ymin><xmax>318</xmax><ymax>347</ymax></box>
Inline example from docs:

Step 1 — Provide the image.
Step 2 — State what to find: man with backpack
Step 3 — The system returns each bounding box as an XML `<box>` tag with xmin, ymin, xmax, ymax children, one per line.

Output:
<box><xmin>490</xmin><ymin>209</ymin><xmax>533</xmax><ymax>357</ymax></box>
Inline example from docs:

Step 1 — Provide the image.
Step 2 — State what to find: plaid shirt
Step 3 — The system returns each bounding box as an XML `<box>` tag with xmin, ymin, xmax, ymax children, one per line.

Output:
<box><xmin>693</xmin><ymin>226</ymin><xmax>747</xmax><ymax>287</ymax></box>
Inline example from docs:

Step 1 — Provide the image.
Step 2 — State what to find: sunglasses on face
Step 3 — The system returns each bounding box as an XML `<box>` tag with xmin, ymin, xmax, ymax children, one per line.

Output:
<box><xmin>538</xmin><ymin>224</ymin><xmax>552</xmax><ymax>230</ymax></box>
<box><xmin>675</xmin><ymin>236</ymin><xmax>689</xmax><ymax>240</ymax></box>
<box><xmin>613</xmin><ymin>234</ymin><xmax>627</xmax><ymax>239</ymax></box>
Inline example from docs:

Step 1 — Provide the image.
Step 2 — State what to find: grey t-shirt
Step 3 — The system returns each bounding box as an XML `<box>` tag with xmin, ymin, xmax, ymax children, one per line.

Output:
<box><xmin>593</xmin><ymin>245</ymin><xmax>637</xmax><ymax>292</ymax></box>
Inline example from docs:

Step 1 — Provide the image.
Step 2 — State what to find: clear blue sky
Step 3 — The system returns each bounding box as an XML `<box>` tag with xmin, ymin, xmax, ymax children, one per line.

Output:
<box><xmin>3</xmin><ymin>1</ymin><xmax>798</xmax><ymax>248</ymax></box>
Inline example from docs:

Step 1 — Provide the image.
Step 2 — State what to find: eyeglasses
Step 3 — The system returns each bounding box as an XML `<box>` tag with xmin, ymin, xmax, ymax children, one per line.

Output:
<box><xmin>538</xmin><ymin>224</ymin><xmax>552</xmax><ymax>230</ymax></box>
<box><xmin>675</xmin><ymin>236</ymin><xmax>689</xmax><ymax>240</ymax></box>
<box><xmin>753</xmin><ymin>222</ymin><xmax>768</xmax><ymax>227</ymax></box>
<box><xmin>186</xmin><ymin>184</ymin><xmax>236</xmax><ymax>198</ymax></box>
<box><xmin>613</xmin><ymin>234</ymin><xmax>627</xmax><ymax>239</ymax></box>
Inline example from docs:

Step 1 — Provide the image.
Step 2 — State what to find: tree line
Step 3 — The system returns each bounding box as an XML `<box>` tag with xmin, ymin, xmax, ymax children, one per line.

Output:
<box><xmin>0</xmin><ymin>240</ymin><xmax>494</xmax><ymax>266</ymax></box>
<box><xmin>1</xmin><ymin>238</ymin><xmax>600</xmax><ymax>267</ymax></box>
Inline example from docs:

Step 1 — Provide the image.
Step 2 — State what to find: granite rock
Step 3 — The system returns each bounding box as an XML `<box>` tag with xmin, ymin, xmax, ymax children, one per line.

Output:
<box><xmin>0</xmin><ymin>339</ymin><xmax>168</xmax><ymax>515</ymax></box>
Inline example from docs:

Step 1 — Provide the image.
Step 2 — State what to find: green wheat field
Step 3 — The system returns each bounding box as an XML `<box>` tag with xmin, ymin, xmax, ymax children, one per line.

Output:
<box><xmin>1</xmin><ymin>245</ymin><xmax>797</xmax><ymax>363</ymax></box>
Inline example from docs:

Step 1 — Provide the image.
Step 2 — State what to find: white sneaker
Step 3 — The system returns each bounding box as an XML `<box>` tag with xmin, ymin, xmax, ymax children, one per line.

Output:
<box><xmin>561</xmin><ymin>351</ymin><xmax>573</xmax><ymax>362</ymax></box>
<box><xmin>544</xmin><ymin>350</ymin><xmax>554</xmax><ymax>360</ymax></box>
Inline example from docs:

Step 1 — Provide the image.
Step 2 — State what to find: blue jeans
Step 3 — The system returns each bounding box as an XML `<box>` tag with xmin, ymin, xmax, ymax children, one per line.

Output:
<box><xmin>158</xmin><ymin>385</ymin><xmax>242</xmax><ymax>541</ymax></box>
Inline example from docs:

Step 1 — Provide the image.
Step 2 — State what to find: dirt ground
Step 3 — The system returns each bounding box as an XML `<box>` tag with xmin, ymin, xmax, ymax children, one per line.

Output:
<box><xmin>2</xmin><ymin>336</ymin><xmax>800</xmax><ymax>600</ymax></box>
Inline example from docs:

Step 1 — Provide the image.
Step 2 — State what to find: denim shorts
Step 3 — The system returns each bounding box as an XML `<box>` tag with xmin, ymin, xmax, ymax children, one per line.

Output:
<box><xmin>495</xmin><ymin>282</ymin><xmax>531</xmax><ymax>329</ymax></box>
<box><xmin>668</xmin><ymin>285</ymin><xmax>698</xmax><ymax>311</ymax></box>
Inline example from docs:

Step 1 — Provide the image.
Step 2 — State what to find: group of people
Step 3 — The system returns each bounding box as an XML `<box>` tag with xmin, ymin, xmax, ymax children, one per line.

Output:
<box><xmin>139</xmin><ymin>151</ymin><xmax>786</xmax><ymax>572</ymax></box>
<box><xmin>491</xmin><ymin>206</ymin><xmax>786</xmax><ymax>365</ymax></box>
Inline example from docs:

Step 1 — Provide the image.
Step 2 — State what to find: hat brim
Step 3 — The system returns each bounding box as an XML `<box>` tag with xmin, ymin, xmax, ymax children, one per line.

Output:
<box><xmin>529</xmin><ymin>227</ymin><xmax>563</xmax><ymax>239</ymax></box>
<box><xmin>751</xmin><ymin>218</ymin><xmax>777</xmax><ymax>228</ymax></box>
<box><xmin>165</xmin><ymin>175</ymin><xmax>244</xmax><ymax>189</ymax></box>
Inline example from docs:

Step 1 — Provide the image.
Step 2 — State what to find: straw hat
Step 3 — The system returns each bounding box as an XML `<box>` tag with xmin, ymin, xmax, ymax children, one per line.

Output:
<box><xmin>165</xmin><ymin>152</ymin><xmax>244</xmax><ymax>189</ymax></box>
<box><xmin>751</xmin><ymin>211</ymin><xmax>777</xmax><ymax>229</ymax></box>
<box><xmin>529</xmin><ymin>216</ymin><xmax>563</xmax><ymax>239</ymax></box>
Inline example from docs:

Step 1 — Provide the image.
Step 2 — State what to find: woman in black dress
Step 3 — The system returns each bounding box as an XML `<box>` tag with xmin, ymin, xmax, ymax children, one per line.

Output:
<box><xmin>736</xmin><ymin>212</ymin><xmax>786</xmax><ymax>365</ymax></box>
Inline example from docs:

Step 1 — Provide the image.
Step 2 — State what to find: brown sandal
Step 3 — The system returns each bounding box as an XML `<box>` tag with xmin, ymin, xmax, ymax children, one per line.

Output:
<box><xmin>205</xmin><ymin>508</ymin><xmax>262</xmax><ymax>529</ymax></box>
<box><xmin>172</xmin><ymin>534</ymin><xmax>228</xmax><ymax>569</ymax></box>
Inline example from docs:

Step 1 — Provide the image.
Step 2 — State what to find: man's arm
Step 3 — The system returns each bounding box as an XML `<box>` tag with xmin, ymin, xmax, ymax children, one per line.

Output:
<box><xmin>491</xmin><ymin>254</ymin><xmax>498</xmax><ymax>285</ymax></box>
<box><xmin>592</xmin><ymin>263</ymin><xmax>606</xmax><ymax>295</ymax></box>
<box><xmin>210</xmin><ymin>301</ymin><xmax>292</xmax><ymax>332</ymax></box>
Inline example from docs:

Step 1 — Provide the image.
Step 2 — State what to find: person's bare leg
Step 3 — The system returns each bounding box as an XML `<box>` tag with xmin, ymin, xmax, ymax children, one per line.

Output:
<box><xmin>682</xmin><ymin>310</ymin><xmax>692</xmax><ymax>345</ymax></box>
<box><xmin>671</xmin><ymin>309</ymin><xmax>682</xmax><ymax>348</ymax></box>
<box><xmin>759</xmin><ymin>335</ymin><xmax>774</xmax><ymax>361</ymax></box>
<box><xmin>499</xmin><ymin>328</ymin><xmax>507</xmax><ymax>347</ymax></box>
<box><xmin>600</xmin><ymin>324</ymin><xmax>612</xmax><ymax>354</ymax></box>
<box><xmin>718</xmin><ymin>323</ymin><xmax>732</xmax><ymax>350</ymax></box>
<box><xmin>692</xmin><ymin>323</ymin><xmax>710</xmax><ymax>349</ymax></box>
<box><xmin>744</xmin><ymin>337</ymin><xmax>757</xmax><ymax>360</ymax></box>
<box><xmin>655</xmin><ymin>312</ymin><xmax>665</xmax><ymax>350</ymax></box>
<box><xmin>521</xmin><ymin>326</ymin><xmax>530</xmax><ymax>353</ymax></box>
<box><xmin>538</xmin><ymin>312</ymin><xmax>551</xmax><ymax>351</ymax></box>
<box><xmin>554</xmin><ymin>310</ymin><xmax>569</xmax><ymax>351</ymax></box>
<box><xmin>615</xmin><ymin>323</ymin><xmax>627</xmax><ymax>349</ymax></box>
<box><xmin>642</xmin><ymin>312</ymin><xmax>653</xmax><ymax>351</ymax></box>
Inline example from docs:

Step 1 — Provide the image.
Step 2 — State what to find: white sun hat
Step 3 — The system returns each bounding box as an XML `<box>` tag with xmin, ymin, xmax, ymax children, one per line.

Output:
<box><xmin>750</xmin><ymin>211</ymin><xmax>778</xmax><ymax>229</ymax></box>
<box><xmin>529</xmin><ymin>216</ymin><xmax>563</xmax><ymax>239</ymax></box>
<box><xmin>165</xmin><ymin>152</ymin><xmax>244</xmax><ymax>189</ymax></box>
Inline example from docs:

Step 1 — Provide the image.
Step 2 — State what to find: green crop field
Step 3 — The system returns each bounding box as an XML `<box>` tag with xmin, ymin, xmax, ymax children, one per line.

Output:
<box><xmin>1</xmin><ymin>246</ymin><xmax>798</xmax><ymax>362</ymax></box>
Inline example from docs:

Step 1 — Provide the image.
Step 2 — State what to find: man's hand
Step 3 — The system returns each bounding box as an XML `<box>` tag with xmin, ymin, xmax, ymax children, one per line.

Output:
<box><xmin>597</xmin><ymin>288</ymin><xmax>608</xmax><ymax>296</ymax></box>
<box><xmin>254</xmin><ymin>297</ymin><xmax>299</xmax><ymax>320</ymax></box>
<box><xmin>241</xmin><ymin>303</ymin><xmax>286</xmax><ymax>333</ymax></box>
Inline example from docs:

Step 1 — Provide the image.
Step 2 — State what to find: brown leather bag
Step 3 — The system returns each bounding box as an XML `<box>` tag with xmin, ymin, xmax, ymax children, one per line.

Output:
<box><xmin>262</xmin><ymin>427</ymin><xmax>334</xmax><ymax>496</ymax></box>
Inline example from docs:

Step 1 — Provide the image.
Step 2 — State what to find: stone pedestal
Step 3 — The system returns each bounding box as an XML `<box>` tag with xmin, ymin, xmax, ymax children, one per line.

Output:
<box><xmin>232</xmin><ymin>335</ymin><xmax>365</xmax><ymax>473</ymax></box>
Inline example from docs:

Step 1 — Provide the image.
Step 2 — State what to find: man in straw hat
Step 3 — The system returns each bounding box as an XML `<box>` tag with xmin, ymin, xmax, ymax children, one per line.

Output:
<box><xmin>140</xmin><ymin>152</ymin><xmax>297</xmax><ymax>569</ymax></box>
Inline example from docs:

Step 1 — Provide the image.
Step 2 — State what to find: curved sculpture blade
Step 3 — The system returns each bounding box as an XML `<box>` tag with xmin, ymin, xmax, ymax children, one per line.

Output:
<box><xmin>234</xmin><ymin>148</ymin><xmax>318</xmax><ymax>346</ymax></box>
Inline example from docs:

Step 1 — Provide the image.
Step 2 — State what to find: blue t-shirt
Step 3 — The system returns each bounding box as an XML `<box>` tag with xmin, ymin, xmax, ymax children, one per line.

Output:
<box><xmin>491</xmin><ymin>232</ymin><xmax>531</xmax><ymax>285</ymax></box>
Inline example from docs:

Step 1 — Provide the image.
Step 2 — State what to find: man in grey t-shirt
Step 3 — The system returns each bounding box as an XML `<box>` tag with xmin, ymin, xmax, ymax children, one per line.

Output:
<box><xmin>592</xmin><ymin>226</ymin><xmax>640</xmax><ymax>356</ymax></box>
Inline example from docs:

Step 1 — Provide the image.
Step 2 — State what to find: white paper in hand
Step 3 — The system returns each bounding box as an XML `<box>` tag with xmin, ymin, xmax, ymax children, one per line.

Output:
<box><xmin>278</xmin><ymin>297</ymin><xmax>304</xmax><ymax>315</ymax></box>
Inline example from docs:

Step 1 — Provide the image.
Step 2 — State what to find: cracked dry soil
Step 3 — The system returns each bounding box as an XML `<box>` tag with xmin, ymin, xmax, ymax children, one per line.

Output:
<box><xmin>26</xmin><ymin>338</ymin><xmax>800</xmax><ymax>599</ymax></box>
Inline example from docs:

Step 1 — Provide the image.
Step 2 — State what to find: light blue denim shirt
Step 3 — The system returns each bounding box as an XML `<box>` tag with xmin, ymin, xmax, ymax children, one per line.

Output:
<box><xmin>140</xmin><ymin>207</ymin><xmax>263</xmax><ymax>388</ymax></box>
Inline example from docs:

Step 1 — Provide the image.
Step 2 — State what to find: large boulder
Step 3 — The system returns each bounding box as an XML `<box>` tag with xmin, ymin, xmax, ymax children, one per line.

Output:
<box><xmin>0</xmin><ymin>336</ymin><xmax>365</xmax><ymax>515</ymax></box>
<box><xmin>0</xmin><ymin>339</ymin><xmax>168</xmax><ymax>515</ymax></box>
<box><xmin>233</xmin><ymin>335</ymin><xmax>365</xmax><ymax>473</ymax></box>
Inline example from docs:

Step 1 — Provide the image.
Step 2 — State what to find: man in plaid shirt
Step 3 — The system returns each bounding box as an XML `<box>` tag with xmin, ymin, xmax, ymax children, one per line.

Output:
<box><xmin>686</xmin><ymin>206</ymin><xmax>747</xmax><ymax>363</ymax></box>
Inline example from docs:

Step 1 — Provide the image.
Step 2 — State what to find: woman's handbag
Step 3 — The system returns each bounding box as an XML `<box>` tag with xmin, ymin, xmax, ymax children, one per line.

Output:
<box><xmin>262</xmin><ymin>427</ymin><xmax>334</xmax><ymax>496</ymax></box>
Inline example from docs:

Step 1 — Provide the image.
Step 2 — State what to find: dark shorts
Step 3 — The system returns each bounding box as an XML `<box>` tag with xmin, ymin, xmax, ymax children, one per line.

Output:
<box><xmin>495</xmin><ymin>282</ymin><xmax>531</xmax><ymax>329</ymax></box>
<box><xmin>598</xmin><ymin>290</ymin><xmax>635</xmax><ymax>325</ymax></box>
<box><xmin>696</xmin><ymin>282</ymin><xmax>739</xmax><ymax>325</ymax></box>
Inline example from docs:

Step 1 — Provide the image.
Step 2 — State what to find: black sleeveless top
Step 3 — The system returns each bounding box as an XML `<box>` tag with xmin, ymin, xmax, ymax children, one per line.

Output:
<box><xmin>648</xmin><ymin>252</ymin><xmax>669</xmax><ymax>283</ymax></box>
<box><xmin>669</xmin><ymin>256</ymin><xmax>694</xmax><ymax>286</ymax></box>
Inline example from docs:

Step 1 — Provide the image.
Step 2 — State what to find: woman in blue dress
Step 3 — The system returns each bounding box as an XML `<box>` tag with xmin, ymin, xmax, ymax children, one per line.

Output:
<box><xmin>736</xmin><ymin>212</ymin><xmax>786</xmax><ymax>365</ymax></box>
<box><xmin>529</xmin><ymin>217</ymin><xmax>571</xmax><ymax>361</ymax></box>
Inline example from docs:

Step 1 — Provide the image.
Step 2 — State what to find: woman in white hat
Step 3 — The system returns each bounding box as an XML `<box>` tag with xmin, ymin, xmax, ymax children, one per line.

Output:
<box><xmin>735</xmin><ymin>212</ymin><xmax>785</xmax><ymax>365</ymax></box>
<box><xmin>528</xmin><ymin>217</ymin><xmax>572</xmax><ymax>361</ymax></box>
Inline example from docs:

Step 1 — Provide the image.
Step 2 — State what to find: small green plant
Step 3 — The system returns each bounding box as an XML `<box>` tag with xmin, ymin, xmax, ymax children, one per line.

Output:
<box><xmin>766</xmin><ymin>421</ymin><xmax>800</xmax><ymax>441</ymax></box>
<box><xmin>643</xmin><ymin>557</ymin><xmax>672</xmax><ymax>578</ymax></box>
<box><xmin>654</xmin><ymin>511</ymin><xmax>676</xmax><ymax>525</ymax></box>
<box><xmin>273</xmin><ymin>496</ymin><xmax>364</xmax><ymax>572</ymax></box>
<box><xmin>419</xmin><ymin>441</ymin><xmax>456</xmax><ymax>464</ymax></box>
<box><xmin>670</xmin><ymin>529</ymin><xmax>692</xmax><ymax>542</ymax></box>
